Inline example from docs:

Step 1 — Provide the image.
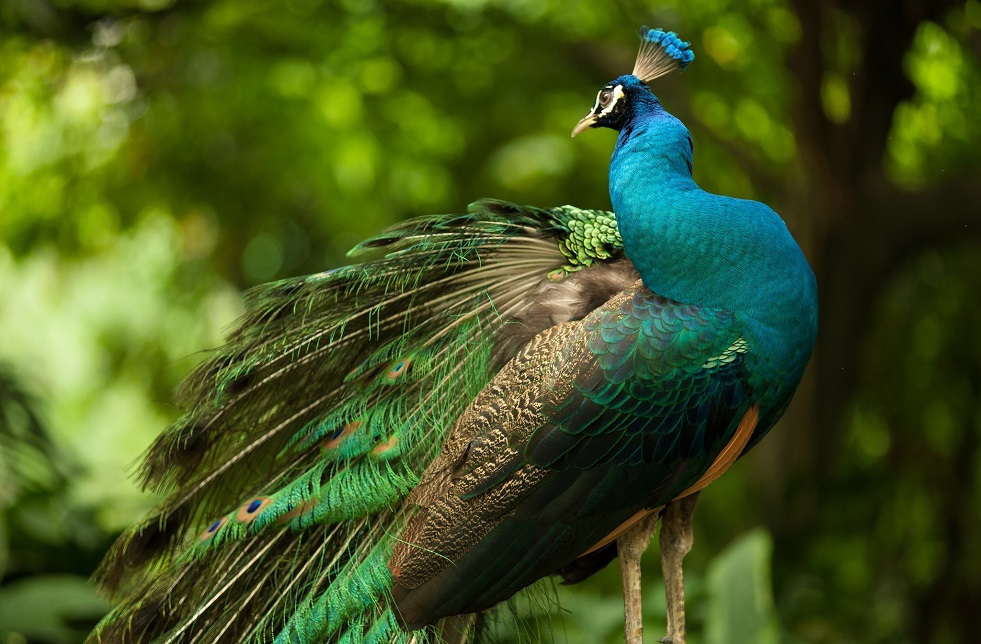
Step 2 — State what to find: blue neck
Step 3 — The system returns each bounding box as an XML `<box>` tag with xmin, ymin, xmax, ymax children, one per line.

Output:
<box><xmin>608</xmin><ymin>85</ymin><xmax>817</xmax><ymax>367</ymax></box>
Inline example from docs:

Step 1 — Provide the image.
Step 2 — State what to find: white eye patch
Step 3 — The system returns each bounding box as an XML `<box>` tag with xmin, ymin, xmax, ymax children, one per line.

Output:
<box><xmin>591</xmin><ymin>84</ymin><xmax>625</xmax><ymax>117</ymax></box>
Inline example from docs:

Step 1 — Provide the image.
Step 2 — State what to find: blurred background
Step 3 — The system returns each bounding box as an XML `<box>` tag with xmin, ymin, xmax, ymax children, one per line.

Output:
<box><xmin>1</xmin><ymin>0</ymin><xmax>979</xmax><ymax>642</ymax></box>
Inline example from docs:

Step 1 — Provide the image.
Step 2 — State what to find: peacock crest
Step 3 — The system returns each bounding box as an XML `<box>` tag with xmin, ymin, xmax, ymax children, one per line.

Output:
<box><xmin>632</xmin><ymin>27</ymin><xmax>695</xmax><ymax>83</ymax></box>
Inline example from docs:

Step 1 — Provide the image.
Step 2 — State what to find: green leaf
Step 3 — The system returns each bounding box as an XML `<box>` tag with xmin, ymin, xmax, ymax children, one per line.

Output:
<box><xmin>705</xmin><ymin>528</ymin><xmax>780</xmax><ymax>644</ymax></box>
<box><xmin>0</xmin><ymin>574</ymin><xmax>108</xmax><ymax>643</ymax></box>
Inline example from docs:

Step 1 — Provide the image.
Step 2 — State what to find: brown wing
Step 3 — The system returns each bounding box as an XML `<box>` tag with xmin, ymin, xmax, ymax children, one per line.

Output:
<box><xmin>390</xmin><ymin>283</ymin><xmax>754</xmax><ymax>628</ymax></box>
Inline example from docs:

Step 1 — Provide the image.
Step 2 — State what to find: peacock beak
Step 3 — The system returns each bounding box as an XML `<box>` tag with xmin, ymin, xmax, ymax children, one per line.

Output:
<box><xmin>571</xmin><ymin>112</ymin><xmax>599</xmax><ymax>138</ymax></box>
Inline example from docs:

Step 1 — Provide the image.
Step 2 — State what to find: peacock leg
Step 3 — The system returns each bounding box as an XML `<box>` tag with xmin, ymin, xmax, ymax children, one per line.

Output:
<box><xmin>618</xmin><ymin>511</ymin><xmax>660</xmax><ymax>644</ymax></box>
<box><xmin>658</xmin><ymin>492</ymin><xmax>700</xmax><ymax>644</ymax></box>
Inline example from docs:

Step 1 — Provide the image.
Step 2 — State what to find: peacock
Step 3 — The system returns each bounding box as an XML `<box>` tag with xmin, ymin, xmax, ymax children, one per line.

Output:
<box><xmin>90</xmin><ymin>28</ymin><xmax>817</xmax><ymax>644</ymax></box>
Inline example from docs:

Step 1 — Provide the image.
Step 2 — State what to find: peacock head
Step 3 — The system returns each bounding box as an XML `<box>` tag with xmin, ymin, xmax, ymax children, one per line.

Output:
<box><xmin>571</xmin><ymin>27</ymin><xmax>694</xmax><ymax>138</ymax></box>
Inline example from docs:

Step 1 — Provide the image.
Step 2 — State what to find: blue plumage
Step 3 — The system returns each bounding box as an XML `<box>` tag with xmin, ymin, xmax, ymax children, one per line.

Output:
<box><xmin>606</xmin><ymin>74</ymin><xmax>817</xmax><ymax>422</ymax></box>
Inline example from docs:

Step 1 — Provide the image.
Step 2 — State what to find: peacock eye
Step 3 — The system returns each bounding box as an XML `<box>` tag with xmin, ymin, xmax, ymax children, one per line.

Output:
<box><xmin>599</xmin><ymin>89</ymin><xmax>613</xmax><ymax>107</ymax></box>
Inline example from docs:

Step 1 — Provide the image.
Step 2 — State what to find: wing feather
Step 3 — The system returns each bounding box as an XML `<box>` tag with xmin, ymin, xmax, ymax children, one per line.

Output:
<box><xmin>390</xmin><ymin>283</ymin><xmax>755</xmax><ymax>627</ymax></box>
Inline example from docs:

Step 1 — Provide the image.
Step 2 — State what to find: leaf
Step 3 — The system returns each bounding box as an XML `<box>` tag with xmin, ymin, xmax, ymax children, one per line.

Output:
<box><xmin>705</xmin><ymin>528</ymin><xmax>780</xmax><ymax>644</ymax></box>
<box><xmin>0</xmin><ymin>574</ymin><xmax>109</xmax><ymax>643</ymax></box>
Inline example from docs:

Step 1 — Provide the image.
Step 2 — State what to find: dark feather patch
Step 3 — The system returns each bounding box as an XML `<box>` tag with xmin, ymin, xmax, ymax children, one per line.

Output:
<box><xmin>122</xmin><ymin>522</ymin><xmax>168</xmax><ymax>567</ymax></box>
<box><xmin>94</xmin><ymin>506</ymin><xmax>190</xmax><ymax>595</ymax></box>
<box><xmin>495</xmin><ymin>259</ymin><xmax>637</xmax><ymax>366</ymax></box>
<box><xmin>97</xmin><ymin>595</ymin><xmax>167</xmax><ymax>643</ymax></box>
<box><xmin>557</xmin><ymin>542</ymin><xmax>618</xmax><ymax>584</ymax></box>
<box><xmin>139</xmin><ymin>419</ymin><xmax>213</xmax><ymax>489</ymax></box>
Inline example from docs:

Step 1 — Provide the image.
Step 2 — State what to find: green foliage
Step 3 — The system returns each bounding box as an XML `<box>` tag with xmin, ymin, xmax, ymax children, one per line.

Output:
<box><xmin>0</xmin><ymin>575</ymin><xmax>108</xmax><ymax>644</ymax></box>
<box><xmin>0</xmin><ymin>367</ymin><xmax>109</xmax><ymax>642</ymax></box>
<box><xmin>820</xmin><ymin>246</ymin><xmax>981</xmax><ymax>642</ymax></box>
<box><xmin>705</xmin><ymin>529</ymin><xmax>779</xmax><ymax>644</ymax></box>
<box><xmin>888</xmin><ymin>16</ymin><xmax>981</xmax><ymax>186</ymax></box>
<box><xmin>0</xmin><ymin>217</ymin><xmax>240</xmax><ymax>531</ymax></box>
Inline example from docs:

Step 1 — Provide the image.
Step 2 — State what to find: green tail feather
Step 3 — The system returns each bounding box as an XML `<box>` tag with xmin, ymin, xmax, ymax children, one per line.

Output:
<box><xmin>89</xmin><ymin>200</ymin><xmax>625</xmax><ymax>643</ymax></box>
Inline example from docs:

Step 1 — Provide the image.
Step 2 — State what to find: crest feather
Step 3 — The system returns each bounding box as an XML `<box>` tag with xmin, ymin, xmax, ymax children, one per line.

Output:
<box><xmin>631</xmin><ymin>27</ymin><xmax>694</xmax><ymax>83</ymax></box>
